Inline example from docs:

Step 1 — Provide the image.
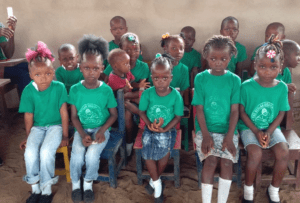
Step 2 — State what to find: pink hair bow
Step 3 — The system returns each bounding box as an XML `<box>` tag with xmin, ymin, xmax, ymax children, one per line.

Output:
<box><xmin>25</xmin><ymin>41</ymin><xmax>55</xmax><ymax>62</ymax></box>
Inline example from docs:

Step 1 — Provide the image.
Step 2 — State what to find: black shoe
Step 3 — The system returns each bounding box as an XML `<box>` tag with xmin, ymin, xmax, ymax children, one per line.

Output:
<box><xmin>145</xmin><ymin>182</ymin><xmax>165</xmax><ymax>195</ymax></box>
<box><xmin>154</xmin><ymin>192</ymin><xmax>164</xmax><ymax>203</ymax></box>
<box><xmin>242</xmin><ymin>197</ymin><xmax>253</xmax><ymax>203</ymax></box>
<box><xmin>83</xmin><ymin>190</ymin><xmax>94</xmax><ymax>203</ymax></box>
<box><xmin>38</xmin><ymin>194</ymin><xmax>53</xmax><ymax>203</ymax></box>
<box><xmin>26</xmin><ymin>193</ymin><xmax>41</xmax><ymax>203</ymax></box>
<box><xmin>71</xmin><ymin>189</ymin><xmax>83</xmax><ymax>203</ymax></box>
<box><xmin>266</xmin><ymin>188</ymin><xmax>281</xmax><ymax>203</ymax></box>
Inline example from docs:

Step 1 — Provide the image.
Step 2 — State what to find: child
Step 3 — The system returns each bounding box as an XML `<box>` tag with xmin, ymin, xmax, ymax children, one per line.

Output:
<box><xmin>104</xmin><ymin>32</ymin><xmax>150</xmax><ymax>156</ymax></box>
<box><xmin>107</xmin><ymin>48</ymin><xmax>139</xmax><ymax>113</ymax></box>
<box><xmin>69</xmin><ymin>35</ymin><xmax>118</xmax><ymax>203</ymax></box>
<box><xmin>239</xmin><ymin>35</ymin><xmax>290</xmax><ymax>203</ymax></box>
<box><xmin>55</xmin><ymin>43</ymin><xmax>83</xmax><ymax>94</ymax></box>
<box><xmin>19</xmin><ymin>41</ymin><xmax>69</xmax><ymax>203</ymax></box>
<box><xmin>249</xmin><ymin>22</ymin><xmax>285</xmax><ymax>76</ymax></box>
<box><xmin>192</xmin><ymin>35</ymin><xmax>241</xmax><ymax>203</ymax></box>
<box><xmin>139</xmin><ymin>54</ymin><xmax>183</xmax><ymax>203</ymax></box>
<box><xmin>180</xmin><ymin>26</ymin><xmax>202</xmax><ymax>87</ymax></box>
<box><xmin>149</xmin><ymin>33</ymin><xmax>190</xmax><ymax>95</ymax></box>
<box><xmin>220</xmin><ymin>16</ymin><xmax>247</xmax><ymax>77</ymax></box>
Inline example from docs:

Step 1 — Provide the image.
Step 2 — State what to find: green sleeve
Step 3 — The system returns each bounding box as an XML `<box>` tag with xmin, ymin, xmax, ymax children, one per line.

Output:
<box><xmin>138</xmin><ymin>55</ymin><xmax>143</xmax><ymax>61</ymax></box>
<box><xmin>139</xmin><ymin>90</ymin><xmax>149</xmax><ymax>111</ymax></box>
<box><xmin>231</xmin><ymin>76</ymin><xmax>241</xmax><ymax>104</ymax></box>
<box><xmin>107</xmin><ymin>86</ymin><xmax>118</xmax><ymax>108</ymax></box>
<box><xmin>104</xmin><ymin>65</ymin><xmax>113</xmax><ymax>76</ymax></box>
<box><xmin>237</xmin><ymin>44</ymin><xmax>247</xmax><ymax>62</ymax></box>
<box><xmin>279</xmin><ymin>84</ymin><xmax>290</xmax><ymax>112</ymax></box>
<box><xmin>240</xmin><ymin>84</ymin><xmax>247</xmax><ymax>107</ymax></box>
<box><xmin>283</xmin><ymin>68</ymin><xmax>292</xmax><ymax>84</ymax></box>
<box><xmin>0</xmin><ymin>36</ymin><xmax>8</xmax><ymax>43</ymax></box>
<box><xmin>197</xmin><ymin>53</ymin><xmax>202</xmax><ymax>68</ymax></box>
<box><xmin>68</xmin><ymin>86</ymin><xmax>76</xmax><ymax>105</ymax></box>
<box><xmin>148</xmin><ymin>74</ymin><xmax>153</xmax><ymax>86</ymax></box>
<box><xmin>251</xmin><ymin>46</ymin><xmax>260</xmax><ymax>61</ymax></box>
<box><xmin>55</xmin><ymin>68</ymin><xmax>64</xmax><ymax>83</ymax></box>
<box><xmin>191</xmin><ymin>74</ymin><xmax>204</xmax><ymax>106</ymax></box>
<box><xmin>180</xmin><ymin>65</ymin><xmax>190</xmax><ymax>91</ymax></box>
<box><xmin>58</xmin><ymin>84</ymin><xmax>68</xmax><ymax>108</ymax></box>
<box><xmin>19</xmin><ymin>88</ymin><xmax>34</xmax><ymax>113</ymax></box>
<box><xmin>174</xmin><ymin>91</ymin><xmax>184</xmax><ymax>116</ymax></box>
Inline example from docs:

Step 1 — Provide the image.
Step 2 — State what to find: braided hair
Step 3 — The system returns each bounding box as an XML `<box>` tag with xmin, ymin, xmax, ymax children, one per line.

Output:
<box><xmin>160</xmin><ymin>33</ymin><xmax>185</xmax><ymax>48</ymax></box>
<box><xmin>119</xmin><ymin>32</ymin><xmax>140</xmax><ymax>47</ymax></box>
<box><xmin>255</xmin><ymin>34</ymin><xmax>284</xmax><ymax>63</ymax></box>
<box><xmin>202</xmin><ymin>35</ymin><xmax>237</xmax><ymax>59</ymax></box>
<box><xmin>150</xmin><ymin>53</ymin><xmax>174</xmax><ymax>73</ymax></box>
<box><xmin>26</xmin><ymin>41</ymin><xmax>55</xmax><ymax>67</ymax></box>
<box><xmin>78</xmin><ymin>34</ymin><xmax>108</xmax><ymax>61</ymax></box>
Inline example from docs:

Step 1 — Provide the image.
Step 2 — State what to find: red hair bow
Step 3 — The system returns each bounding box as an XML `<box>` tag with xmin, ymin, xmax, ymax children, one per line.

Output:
<box><xmin>25</xmin><ymin>41</ymin><xmax>55</xmax><ymax>62</ymax></box>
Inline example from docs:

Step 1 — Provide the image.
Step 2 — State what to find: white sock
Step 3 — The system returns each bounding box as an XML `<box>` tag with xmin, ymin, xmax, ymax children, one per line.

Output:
<box><xmin>153</xmin><ymin>179</ymin><xmax>162</xmax><ymax>198</ymax></box>
<box><xmin>41</xmin><ymin>184</ymin><xmax>51</xmax><ymax>195</ymax></box>
<box><xmin>244</xmin><ymin>184</ymin><xmax>254</xmax><ymax>201</ymax></box>
<box><xmin>268</xmin><ymin>184</ymin><xmax>280</xmax><ymax>202</ymax></box>
<box><xmin>126</xmin><ymin>143</ymin><xmax>133</xmax><ymax>156</ymax></box>
<box><xmin>201</xmin><ymin>183</ymin><xmax>213</xmax><ymax>203</ymax></box>
<box><xmin>72</xmin><ymin>180</ymin><xmax>80</xmax><ymax>191</ymax></box>
<box><xmin>218</xmin><ymin>177</ymin><xmax>232</xmax><ymax>203</ymax></box>
<box><xmin>32</xmin><ymin>183</ymin><xmax>41</xmax><ymax>194</ymax></box>
<box><xmin>149</xmin><ymin>178</ymin><xmax>154</xmax><ymax>188</ymax></box>
<box><xmin>83</xmin><ymin>180</ymin><xmax>93</xmax><ymax>191</ymax></box>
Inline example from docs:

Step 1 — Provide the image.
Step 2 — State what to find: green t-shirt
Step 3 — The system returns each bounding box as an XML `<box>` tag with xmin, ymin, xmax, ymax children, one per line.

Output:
<box><xmin>192</xmin><ymin>70</ymin><xmax>241</xmax><ymax>134</ymax></box>
<box><xmin>0</xmin><ymin>36</ymin><xmax>8</xmax><ymax>60</ymax></box>
<box><xmin>139</xmin><ymin>86</ymin><xmax>184</xmax><ymax>128</ymax></box>
<box><xmin>238</xmin><ymin>78</ymin><xmax>290</xmax><ymax>131</ymax></box>
<box><xmin>55</xmin><ymin>66</ymin><xmax>84</xmax><ymax>94</ymax></box>
<box><xmin>277</xmin><ymin>67</ymin><xmax>292</xmax><ymax>84</ymax></box>
<box><xmin>104</xmin><ymin>59</ymin><xmax>150</xmax><ymax>83</ymax></box>
<box><xmin>180</xmin><ymin>48</ymin><xmax>202</xmax><ymax>73</ymax></box>
<box><xmin>251</xmin><ymin>46</ymin><xmax>261</xmax><ymax>61</ymax></box>
<box><xmin>103</xmin><ymin>40</ymin><xmax>143</xmax><ymax>67</ymax></box>
<box><xmin>19</xmin><ymin>81</ymin><xmax>68</xmax><ymax>127</ymax></box>
<box><xmin>148</xmin><ymin>62</ymin><xmax>190</xmax><ymax>91</ymax></box>
<box><xmin>68</xmin><ymin>81</ymin><xmax>117</xmax><ymax>129</ymax></box>
<box><xmin>227</xmin><ymin>42</ymin><xmax>247</xmax><ymax>73</ymax></box>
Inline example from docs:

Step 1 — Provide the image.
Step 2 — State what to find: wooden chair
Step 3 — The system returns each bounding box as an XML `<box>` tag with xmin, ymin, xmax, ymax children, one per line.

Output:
<box><xmin>96</xmin><ymin>89</ymin><xmax>127</xmax><ymax>188</ymax></box>
<box><xmin>255</xmin><ymin>92</ymin><xmax>300</xmax><ymax>189</ymax></box>
<box><xmin>133</xmin><ymin>122</ymin><xmax>182</xmax><ymax>188</ymax></box>
<box><xmin>191</xmin><ymin>88</ymin><xmax>242</xmax><ymax>189</ymax></box>
<box><xmin>55</xmin><ymin>146</ymin><xmax>71</xmax><ymax>182</ymax></box>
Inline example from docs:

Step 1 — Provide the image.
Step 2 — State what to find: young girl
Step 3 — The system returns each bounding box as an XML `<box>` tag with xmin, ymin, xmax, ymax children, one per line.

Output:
<box><xmin>69</xmin><ymin>35</ymin><xmax>118</xmax><ymax>203</ymax></box>
<box><xmin>149</xmin><ymin>33</ymin><xmax>190</xmax><ymax>95</ymax></box>
<box><xmin>19</xmin><ymin>41</ymin><xmax>69</xmax><ymax>203</ymax></box>
<box><xmin>104</xmin><ymin>32</ymin><xmax>150</xmax><ymax>157</ymax></box>
<box><xmin>192</xmin><ymin>35</ymin><xmax>241</xmax><ymax>203</ymax></box>
<box><xmin>239</xmin><ymin>35</ymin><xmax>290</xmax><ymax>203</ymax></box>
<box><xmin>139</xmin><ymin>54</ymin><xmax>183</xmax><ymax>203</ymax></box>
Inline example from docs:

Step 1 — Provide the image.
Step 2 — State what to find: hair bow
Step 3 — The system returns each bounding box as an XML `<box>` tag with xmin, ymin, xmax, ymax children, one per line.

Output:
<box><xmin>25</xmin><ymin>41</ymin><xmax>55</xmax><ymax>62</ymax></box>
<box><xmin>155</xmin><ymin>53</ymin><xmax>162</xmax><ymax>58</ymax></box>
<box><xmin>128</xmin><ymin>35</ymin><xmax>135</xmax><ymax>42</ymax></box>
<box><xmin>162</xmin><ymin>33</ymin><xmax>170</xmax><ymax>39</ymax></box>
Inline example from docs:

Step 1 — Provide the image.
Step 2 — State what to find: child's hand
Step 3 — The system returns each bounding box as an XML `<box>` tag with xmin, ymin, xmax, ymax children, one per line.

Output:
<box><xmin>222</xmin><ymin>136</ymin><xmax>236</xmax><ymax>157</ymax></box>
<box><xmin>19</xmin><ymin>140</ymin><xmax>27</xmax><ymax>150</ymax></box>
<box><xmin>95</xmin><ymin>129</ymin><xmax>106</xmax><ymax>144</ymax></box>
<box><xmin>59</xmin><ymin>137</ymin><xmax>69</xmax><ymax>148</ymax></box>
<box><xmin>125</xmin><ymin>79</ymin><xmax>133</xmax><ymax>90</ymax></box>
<box><xmin>7</xmin><ymin>16</ymin><xmax>17</xmax><ymax>31</ymax></box>
<box><xmin>201</xmin><ymin>134</ymin><xmax>214</xmax><ymax>156</ymax></box>
<box><xmin>0</xmin><ymin>27</ymin><xmax>14</xmax><ymax>39</ymax></box>
<box><xmin>255</xmin><ymin>130</ymin><xmax>267</xmax><ymax>148</ymax></box>
<box><xmin>287</xmin><ymin>83</ymin><xmax>297</xmax><ymax>93</ymax></box>
<box><xmin>82</xmin><ymin>134</ymin><xmax>92</xmax><ymax>147</ymax></box>
<box><xmin>263</xmin><ymin>132</ymin><xmax>271</xmax><ymax>148</ymax></box>
<box><xmin>147</xmin><ymin>118</ymin><xmax>165</xmax><ymax>132</ymax></box>
<box><xmin>139</xmin><ymin>79</ymin><xmax>150</xmax><ymax>89</ymax></box>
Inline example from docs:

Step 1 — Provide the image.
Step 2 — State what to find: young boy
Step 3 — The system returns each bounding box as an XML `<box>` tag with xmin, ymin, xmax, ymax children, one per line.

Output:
<box><xmin>55</xmin><ymin>44</ymin><xmax>83</xmax><ymax>94</ymax></box>
<box><xmin>180</xmin><ymin>26</ymin><xmax>202</xmax><ymax>87</ymax></box>
<box><xmin>249</xmin><ymin>22</ymin><xmax>286</xmax><ymax>76</ymax></box>
<box><xmin>19</xmin><ymin>41</ymin><xmax>68</xmax><ymax>203</ymax></box>
<box><xmin>220</xmin><ymin>16</ymin><xmax>247</xmax><ymax>77</ymax></box>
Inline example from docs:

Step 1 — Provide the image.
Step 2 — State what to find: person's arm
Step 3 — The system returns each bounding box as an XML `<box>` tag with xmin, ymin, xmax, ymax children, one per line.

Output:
<box><xmin>151</xmin><ymin>115</ymin><xmax>181</xmax><ymax>132</ymax></box>
<box><xmin>59</xmin><ymin>103</ymin><xmax>69</xmax><ymax>147</ymax></box>
<box><xmin>139</xmin><ymin>110</ymin><xmax>151</xmax><ymax>127</ymax></box>
<box><xmin>235</xmin><ymin>62</ymin><xmax>243</xmax><ymax>78</ymax></box>
<box><xmin>0</xmin><ymin>16</ymin><xmax>17</xmax><ymax>59</ymax></box>
<box><xmin>222</xmin><ymin>104</ymin><xmax>238</xmax><ymax>156</ymax></box>
<box><xmin>264</xmin><ymin>111</ymin><xmax>286</xmax><ymax>146</ymax></box>
<box><xmin>70</xmin><ymin>105</ymin><xmax>92</xmax><ymax>147</ymax></box>
<box><xmin>196</xmin><ymin>105</ymin><xmax>214</xmax><ymax>155</ymax></box>
<box><xmin>124</xmin><ymin>91</ymin><xmax>139</xmax><ymax>100</ymax></box>
<box><xmin>95</xmin><ymin>107</ymin><xmax>118</xmax><ymax>143</ymax></box>
<box><xmin>19</xmin><ymin>112</ymin><xmax>33</xmax><ymax>149</ymax></box>
<box><xmin>131</xmin><ymin>79</ymin><xmax>150</xmax><ymax>89</ymax></box>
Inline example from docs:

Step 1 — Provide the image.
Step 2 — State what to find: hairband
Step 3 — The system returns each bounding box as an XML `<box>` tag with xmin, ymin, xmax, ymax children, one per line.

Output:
<box><xmin>267</xmin><ymin>50</ymin><xmax>276</xmax><ymax>62</ymax></box>
<box><xmin>128</xmin><ymin>34</ymin><xmax>136</xmax><ymax>42</ymax></box>
<box><xmin>162</xmin><ymin>32</ymin><xmax>170</xmax><ymax>39</ymax></box>
<box><xmin>155</xmin><ymin>53</ymin><xmax>162</xmax><ymax>58</ymax></box>
<box><xmin>26</xmin><ymin>41</ymin><xmax>55</xmax><ymax>62</ymax></box>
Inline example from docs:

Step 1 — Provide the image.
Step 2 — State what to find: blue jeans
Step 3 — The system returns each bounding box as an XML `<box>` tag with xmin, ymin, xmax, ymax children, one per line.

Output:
<box><xmin>70</xmin><ymin>127</ymin><xmax>110</xmax><ymax>182</ymax></box>
<box><xmin>23</xmin><ymin>125</ymin><xmax>62</xmax><ymax>190</ymax></box>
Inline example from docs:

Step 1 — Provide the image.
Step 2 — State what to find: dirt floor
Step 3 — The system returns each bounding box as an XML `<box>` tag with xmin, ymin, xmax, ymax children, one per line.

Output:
<box><xmin>0</xmin><ymin>113</ymin><xmax>300</xmax><ymax>203</ymax></box>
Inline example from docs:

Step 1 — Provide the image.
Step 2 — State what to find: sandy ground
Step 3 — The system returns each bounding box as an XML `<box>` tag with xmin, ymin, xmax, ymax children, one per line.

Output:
<box><xmin>0</xmin><ymin>115</ymin><xmax>300</xmax><ymax>203</ymax></box>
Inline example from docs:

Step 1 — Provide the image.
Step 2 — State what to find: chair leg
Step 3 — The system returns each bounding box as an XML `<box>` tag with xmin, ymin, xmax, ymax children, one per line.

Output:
<box><xmin>295</xmin><ymin>153</ymin><xmax>300</xmax><ymax>189</ymax></box>
<box><xmin>181</xmin><ymin>118</ymin><xmax>189</xmax><ymax>151</ymax></box>
<box><xmin>136</xmin><ymin>149</ymin><xmax>143</xmax><ymax>185</ymax></box>
<box><xmin>195</xmin><ymin>152</ymin><xmax>202</xmax><ymax>189</ymax></box>
<box><xmin>108</xmin><ymin>156</ymin><xmax>117</xmax><ymax>188</ymax></box>
<box><xmin>122</xmin><ymin>137</ymin><xmax>127</xmax><ymax>166</ymax></box>
<box><xmin>62</xmin><ymin>146</ymin><xmax>71</xmax><ymax>183</ymax></box>
<box><xmin>174</xmin><ymin>150</ymin><xmax>180</xmax><ymax>188</ymax></box>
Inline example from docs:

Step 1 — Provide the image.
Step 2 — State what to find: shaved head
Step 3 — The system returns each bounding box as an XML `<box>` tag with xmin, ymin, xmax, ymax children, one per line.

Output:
<box><xmin>266</xmin><ymin>22</ymin><xmax>285</xmax><ymax>35</ymax></box>
<box><xmin>221</xmin><ymin>16</ymin><xmax>239</xmax><ymax>29</ymax></box>
<box><xmin>108</xmin><ymin>48</ymin><xmax>127</xmax><ymax>66</ymax></box>
<box><xmin>58</xmin><ymin>44</ymin><xmax>76</xmax><ymax>55</ymax></box>
<box><xmin>282</xmin><ymin>39</ymin><xmax>300</xmax><ymax>56</ymax></box>
<box><xmin>110</xmin><ymin>16</ymin><xmax>127</xmax><ymax>27</ymax></box>
<box><xmin>181</xmin><ymin>26</ymin><xmax>196</xmax><ymax>38</ymax></box>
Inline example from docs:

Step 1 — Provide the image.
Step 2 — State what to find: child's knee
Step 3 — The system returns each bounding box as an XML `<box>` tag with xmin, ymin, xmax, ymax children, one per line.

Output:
<box><xmin>274</xmin><ymin>143</ymin><xmax>289</xmax><ymax>161</ymax></box>
<box><xmin>220</xmin><ymin>158</ymin><xmax>233</xmax><ymax>168</ymax></box>
<box><xmin>247</xmin><ymin>145</ymin><xmax>262</xmax><ymax>162</ymax></box>
<box><xmin>204</xmin><ymin>156</ymin><xmax>218</xmax><ymax>169</ymax></box>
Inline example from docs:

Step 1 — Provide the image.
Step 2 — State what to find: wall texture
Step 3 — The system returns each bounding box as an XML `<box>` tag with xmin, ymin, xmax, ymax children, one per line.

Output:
<box><xmin>1</xmin><ymin>0</ymin><xmax>300</xmax><ymax>97</ymax></box>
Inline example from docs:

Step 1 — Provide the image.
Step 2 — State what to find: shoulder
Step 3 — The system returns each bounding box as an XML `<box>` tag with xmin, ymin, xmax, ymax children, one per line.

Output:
<box><xmin>101</xmin><ymin>82</ymin><xmax>114</xmax><ymax>92</ymax></box>
<box><xmin>55</xmin><ymin>66</ymin><xmax>65</xmax><ymax>72</ymax></box>
<box><xmin>171</xmin><ymin>87</ymin><xmax>182</xmax><ymax>97</ymax></box>
<box><xmin>192</xmin><ymin>48</ymin><xmax>201</xmax><ymax>56</ymax></box>
<box><xmin>69</xmin><ymin>81</ymin><xmax>82</xmax><ymax>93</ymax></box>
<box><xmin>283</xmin><ymin>67</ymin><xmax>291</xmax><ymax>75</ymax></box>
<box><xmin>22</xmin><ymin>81</ymin><xmax>35</xmax><ymax>94</ymax></box>
<box><xmin>227</xmin><ymin>71</ymin><xmax>241</xmax><ymax>83</ymax></box>
<box><xmin>51</xmin><ymin>80</ymin><xmax>65</xmax><ymax>89</ymax></box>
<box><xmin>241</xmin><ymin>78</ymin><xmax>254</xmax><ymax>89</ymax></box>
<box><xmin>137</xmin><ymin>60</ymin><xmax>149</xmax><ymax>69</ymax></box>
<box><xmin>235</xmin><ymin>42</ymin><xmax>246</xmax><ymax>50</ymax></box>
<box><xmin>177</xmin><ymin>62</ymin><xmax>189</xmax><ymax>72</ymax></box>
<box><xmin>277</xmin><ymin>80</ymin><xmax>288</xmax><ymax>92</ymax></box>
